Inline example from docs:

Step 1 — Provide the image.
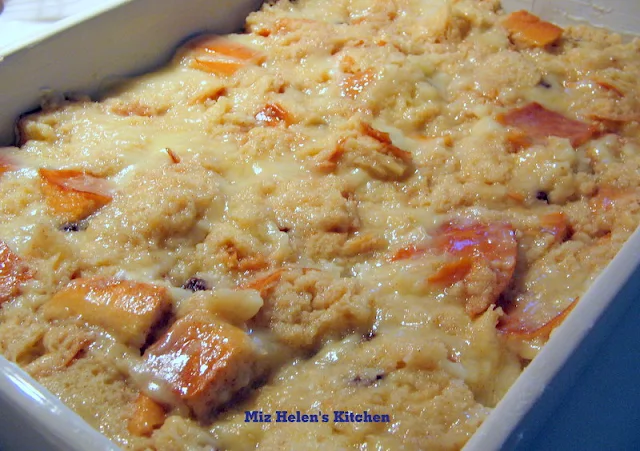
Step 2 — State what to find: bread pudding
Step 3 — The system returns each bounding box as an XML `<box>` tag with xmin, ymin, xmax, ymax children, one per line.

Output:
<box><xmin>1</xmin><ymin>0</ymin><xmax>639</xmax><ymax>449</ymax></box>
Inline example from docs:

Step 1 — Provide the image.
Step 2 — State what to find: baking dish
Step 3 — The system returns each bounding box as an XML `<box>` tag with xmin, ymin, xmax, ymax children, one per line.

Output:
<box><xmin>0</xmin><ymin>0</ymin><xmax>638</xmax><ymax>450</ymax></box>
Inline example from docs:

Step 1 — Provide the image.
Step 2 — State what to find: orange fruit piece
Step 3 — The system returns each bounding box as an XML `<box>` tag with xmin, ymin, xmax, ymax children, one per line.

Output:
<box><xmin>142</xmin><ymin>312</ymin><xmax>259</xmax><ymax>419</ymax></box>
<box><xmin>255</xmin><ymin>103</ymin><xmax>292</xmax><ymax>126</ymax></box>
<box><xmin>190</xmin><ymin>58</ymin><xmax>246</xmax><ymax>76</ymax></box>
<box><xmin>245</xmin><ymin>268</ymin><xmax>286</xmax><ymax>297</ymax></box>
<box><xmin>128</xmin><ymin>394</ymin><xmax>166</xmax><ymax>437</ymax></box>
<box><xmin>503</xmin><ymin>10</ymin><xmax>563</xmax><ymax>47</ymax></box>
<box><xmin>498</xmin><ymin>297</ymin><xmax>579</xmax><ymax>339</ymax></box>
<box><xmin>430</xmin><ymin>222</ymin><xmax>517</xmax><ymax>298</ymax></box>
<box><xmin>43</xmin><ymin>277</ymin><xmax>171</xmax><ymax>348</ymax></box>
<box><xmin>428</xmin><ymin>257</ymin><xmax>474</xmax><ymax>286</ymax></box>
<box><xmin>361</xmin><ymin>122</ymin><xmax>412</xmax><ymax>162</ymax></box>
<box><xmin>340</xmin><ymin>69</ymin><xmax>375</xmax><ymax>99</ymax></box>
<box><xmin>393</xmin><ymin>221</ymin><xmax>518</xmax><ymax>316</ymax></box>
<box><xmin>0</xmin><ymin>153</ymin><xmax>18</xmax><ymax>176</ymax></box>
<box><xmin>196</xmin><ymin>37</ymin><xmax>263</xmax><ymax>61</ymax></box>
<box><xmin>497</xmin><ymin>102</ymin><xmax>596</xmax><ymax>147</ymax></box>
<box><xmin>589</xmin><ymin>186</ymin><xmax>638</xmax><ymax>213</ymax></box>
<box><xmin>506</xmin><ymin>130</ymin><xmax>533</xmax><ymax>152</ymax></box>
<box><xmin>188</xmin><ymin>37</ymin><xmax>265</xmax><ymax>76</ymax></box>
<box><xmin>274</xmin><ymin>18</ymin><xmax>317</xmax><ymax>34</ymax></box>
<box><xmin>390</xmin><ymin>244</ymin><xmax>424</xmax><ymax>262</ymax></box>
<box><xmin>39</xmin><ymin>169</ymin><xmax>112</xmax><ymax>222</ymax></box>
<box><xmin>540</xmin><ymin>211</ymin><xmax>570</xmax><ymax>242</ymax></box>
<box><xmin>0</xmin><ymin>240</ymin><xmax>32</xmax><ymax>304</ymax></box>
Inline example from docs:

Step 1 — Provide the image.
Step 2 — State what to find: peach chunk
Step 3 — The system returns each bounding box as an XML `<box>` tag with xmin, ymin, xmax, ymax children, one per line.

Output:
<box><xmin>245</xmin><ymin>268</ymin><xmax>286</xmax><ymax>297</ymax></box>
<box><xmin>255</xmin><ymin>103</ymin><xmax>292</xmax><ymax>126</ymax></box>
<box><xmin>540</xmin><ymin>212</ymin><xmax>570</xmax><ymax>243</ymax></box>
<box><xmin>340</xmin><ymin>69</ymin><xmax>375</xmax><ymax>98</ymax></box>
<box><xmin>427</xmin><ymin>257</ymin><xmax>473</xmax><ymax>286</ymax></box>
<box><xmin>498</xmin><ymin>297</ymin><xmax>579</xmax><ymax>340</ymax></box>
<box><xmin>142</xmin><ymin>312</ymin><xmax>259</xmax><ymax>419</ymax></box>
<box><xmin>190</xmin><ymin>59</ymin><xmax>246</xmax><ymax>76</ymax></box>
<box><xmin>0</xmin><ymin>152</ymin><xmax>19</xmax><ymax>176</ymax></box>
<box><xmin>0</xmin><ymin>240</ymin><xmax>32</xmax><ymax>304</ymax></box>
<box><xmin>39</xmin><ymin>169</ymin><xmax>112</xmax><ymax>222</ymax></box>
<box><xmin>187</xmin><ymin>37</ymin><xmax>265</xmax><ymax>76</ymax></box>
<box><xmin>431</xmin><ymin>222</ymin><xmax>517</xmax><ymax>311</ymax></box>
<box><xmin>503</xmin><ymin>10</ymin><xmax>563</xmax><ymax>47</ymax></box>
<box><xmin>43</xmin><ymin>278</ymin><xmax>171</xmax><ymax>347</ymax></box>
<box><xmin>361</xmin><ymin>122</ymin><xmax>413</xmax><ymax>162</ymax></box>
<box><xmin>497</xmin><ymin>102</ymin><xmax>596</xmax><ymax>147</ymax></box>
<box><xmin>393</xmin><ymin>221</ymin><xmax>517</xmax><ymax>316</ymax></box>
<box><xmin>589</xmin><ymin>186</ymin><xmax>638</xmax><ymax>213</ymax></box>
<box><xmin>128</xmin><ymin>394</ymin><xmax>166</xmax><ymax>437</ymax></box>
<box><xmin>196</xmin><ymin>37</ymin><xmax>263</xmax><ymax>61</ymax></box>
<box><xmin>320</xmin><ymin>122</ymin><xmax>413</xmax><ymax>180</ymax></box>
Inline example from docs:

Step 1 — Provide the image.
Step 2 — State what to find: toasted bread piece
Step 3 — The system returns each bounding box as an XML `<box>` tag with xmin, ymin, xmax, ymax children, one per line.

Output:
<box><xmin>43</xmin><ymin>277</ymin><xmax>171</xmax><ymax>347</ymax></box>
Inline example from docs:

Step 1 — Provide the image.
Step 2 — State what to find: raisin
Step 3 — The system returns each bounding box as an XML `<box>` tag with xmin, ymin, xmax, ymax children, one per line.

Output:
<box><xmin>351</xmin><ymin>371</ymin><xmax>385</xmax><ymax>386</ymax></box>
<box><xmin>363</xmin><ymin>330</ymin><xmax>377</xmax><ymax>341</ymax></box>
<box><xmin>536</xmin><ymin>191</ymin><xmax>549</xmax><ymax>203</ymax></box>
<box><xmin>60</xmin><ymin>222</ymin><xmax>86</xmax><ymax>232</ymax></box>
<box><xmin>182</xmin><ymin>278</ymin><xmax>208</xmax><ymax>292</ymax></box>
<box><xmin>538</xmin><ymin>79</ymin><xmax>552</xmax><ymax>89</ymax></box>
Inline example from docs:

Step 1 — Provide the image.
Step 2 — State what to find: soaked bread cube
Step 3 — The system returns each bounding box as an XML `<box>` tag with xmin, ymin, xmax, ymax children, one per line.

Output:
<box><xmin>43</xmin><ymin>277</ymin><xmax>171</xmax><ymax>347</ymax></box>
<box><xmin>249</xmin><ymin>268</ymin><xmax>375</xmax><ymax>351</ymax></box>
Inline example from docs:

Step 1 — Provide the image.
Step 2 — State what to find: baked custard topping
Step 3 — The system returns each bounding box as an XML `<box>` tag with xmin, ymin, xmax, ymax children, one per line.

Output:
<box><xmin>0</xmin><ymin>0</ymin><xmax>639</xmax><ymax>449</ymax></box>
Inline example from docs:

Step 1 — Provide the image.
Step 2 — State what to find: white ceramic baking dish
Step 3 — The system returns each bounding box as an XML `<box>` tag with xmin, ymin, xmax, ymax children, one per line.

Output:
<box><xmin>0</xmin><ymin>1</ymin><xmax>638</xmax><ymax>450</ymax></box>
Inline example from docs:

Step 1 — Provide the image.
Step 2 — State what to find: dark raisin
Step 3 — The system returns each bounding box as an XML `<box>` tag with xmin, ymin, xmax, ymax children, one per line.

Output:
<box><xmin>363</xmin><ymin>330</ymin><xmax>377</xmax><ymax>341</ymax></box>
<box><xmin>351</xmin><ymin>371</ymin><xmax>386</xmax><ymax>386</ymax></box>
<box><xmin>60</xmin><ymin>222</ymin><xmax>86</xmax><ymax>232</ymax></box>
<box><xmin>538</xmin><ymin>79</ymin><xmax>552</xmax><ymax>89</ymax></box>
<box><xmin>279</xmin><ymin>226</ymin><xmax>290</xmax><ymax>233</ymax></box>
<box><xmin>182</xmin><ymin>277</ymin><xmax>208</xmax><ymax>292</ymax></box>
<box><xmin>536</xmin><ymin>191</ymin><xmax>549</xmax><ymax>203</ymax></box>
